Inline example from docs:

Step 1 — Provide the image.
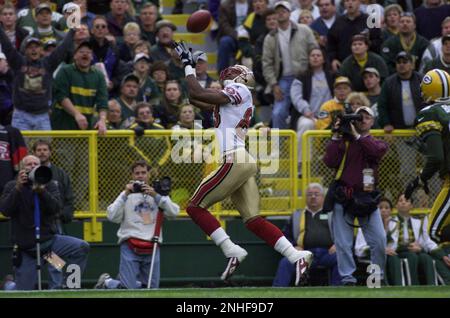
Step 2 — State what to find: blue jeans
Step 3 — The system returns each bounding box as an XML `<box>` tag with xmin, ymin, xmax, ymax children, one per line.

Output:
<box><xmin>272</xmin><ymin>76</ymin><xmax>295</xmax><ymax>129</ymax></box>
<box><xmin>14</xmin><ymin>235</ymin><xmax>89</xmax><ymax>290</ymax></box>
<box><xmin>105</xmin><ymin>242</ymin><xmax>160</xmax><ymax>289</ymax></box>
<box><xmin>272</xmin><ymin>247</ymin><xmax>341</xmax><ymax>286</ymax></box>
<box><xmin>217</xmin><ymin>35</ymin><xmax>237</xmax><ymax>73</ymax></box>
<box><xmin>331</xmin><ymin>203</ymin><xmax>386</xmax><ymax>284</ymax></box>
<box><xmin>12</xmin><ymin>109</ymin><xmax>51</xmax><ymax>130</ymax></box>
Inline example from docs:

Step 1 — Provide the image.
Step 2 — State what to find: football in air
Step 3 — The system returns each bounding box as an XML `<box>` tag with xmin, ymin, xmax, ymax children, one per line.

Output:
<box><xmin>186</xmin><ymin>10</ymin><xmax>212</xmax><ymax>33</ymax></box>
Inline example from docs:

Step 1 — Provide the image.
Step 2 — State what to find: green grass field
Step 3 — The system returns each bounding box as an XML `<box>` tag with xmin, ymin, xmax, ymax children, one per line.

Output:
<box><xmin>1</xmin><ymin>286</ymin><xmax>449</xmax><ymax>298</ymax></box>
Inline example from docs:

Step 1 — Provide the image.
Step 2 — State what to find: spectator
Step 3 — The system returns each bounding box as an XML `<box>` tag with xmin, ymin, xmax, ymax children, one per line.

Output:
<box><xmin>414</xmin><ymin>0</ymin><xmax>450</xmax><ymax>41</ymax></box>
<box><xmin>150</xmin><ymin>20</ymin><xmax>183</xmax><ymax>79</ymax></box>
<box><xmin>22</xmin><ymin>3</ymin><xmax>66</xmax><ymax>46</ymax></box>
<box><xmin>216</xmin><ymin>0</ymin><xmax>253</xmax><ymax>72</ymax></box>
<box><xmin>136</xmin><ymin>2</ymin><xmax>158</xmax><ymax>46</ymax></box>
<box><xmin>310</xmin><ymin>0</ymin><xmax>337</xmax><ymax>48</ymax></box>
<box><xmin>132</xmin><ymin>53</ymin><xmax>158</xmax><ymax>103</ymax></box>
<box><xmin>172</xmin><ymin>104</ymin><xmax>204</xmax><ymax>130</ymax></box>
<box><xmin>0</xmin><ymin>26</ymin><xmax>75</xmax><ymax>130</ymax></box>
<box><xmin>17</xmin><ymin>0</ymin><xmax>63</xmax><ymax>35</ymax></box>
<box><xmin>327</xmin><ymin>0</ymin><xmax>382</xmax><ymax>73</ymax></box>
<box><xmin>323</xmin><ymin>106</ymin><xmax>388</xmax><ymax>285</ymax></box>
<box><xmin>430</xmin><ymin>225</ymin><xmax>450</xmax><ymax>284</ymax></box>
<box><xmin>116</xmin><ymin>73</ymin><xmax>140</xmax><ymax>124</ymax></box>
<box><xmin>0</xmin><ymin>52</ymin><xmax>13</xmax><ymax>125</ymax></box>
<box><xmin>32</xmin><ymin>139</ymin><xmax>74</xmax><ymax>235</ymax></box>
<box><xmin>106</xmin><ymin>99</ymin><xmax>129</xmax><ymax>129</ymax></box>
<box><xmin>273</xmin><ymin>183</ymin><xmax>341</xmax><ymax>286</ymax></box>
<box><xmin>290</xmin><ymin>47</ymin><xmax>333</xmax><ymax>173</ymax></box>
<box><xmin>315</xmin><ymin>76</ymin><xmax>352</xmax><ymax>130</ymax></box>
<box><xmin>0</xmin><ymin>124</ymin><xmax>27</xmax><ymax>195</ymax></box>
<box><xmin>290</xmin><ymin>0</ymin><xmax>320</xmax><ymax>24</ymax></box>
<box><xmin>388</xmin><ymin>194</ymin><xmax>439</xmax><ymax>285</ymax></box>
<box><xmin>106</xmin><ymin>0</ymin><xmax>136</xmax><ymax>43</ymax></box>
<box><xmin>382</xmin><ymin>4</ymin><xmax>403</xmax><ymax>42</ymax></box>
<box><xmin>362</xmin><ymin>67</ymin><xmax>381</xmax><ymax>110</ymax></box>
<box><xmin>193</xmin><ymin>51</ymin><xmax>214</xmax><ymax>128</ymax></box>
<box><xmin>377</xmin><ymin>51</ymin><xmax>423</xmax><ymax>133</ymax></box>
<box><xmin>61</xmin><ymin>23</ymin><xmax>90</xmax><ymax>65</ymax></box>
<box><xmin>338</xmin><ymin>34</ymin><xmax>388</xmax><ymax>92</ymax></box>
<box><xmin>298</xmin><ymin>9</ymin><xmax>314</xmax><ymax>26</ymax></box>
<box><xmin>51</xmin><ymin>41</ymin><xmax>108</xmax><ymax>133</ymax></box>
<box><xmin>154</xmin><ymin>80</ymin><xmax>189</xmax><ymax>128</ymax></box>
<box><xmin>262</xmin><ymin>1</ymin><xmax>317</xmax><ymax>129</ymax></box>
<box><xmin>381</xmin><ymin>12</ymin><xmax>429</xmax><ymax>74</ymax></box>
<box><xmin>419</xmin><ymin>17</ymin><xmax>450</xmax><ymax>74</ymax></box>
<box><xmin>236</xmin><ymin>0</ymin><xmax>268</xmax><ymax>65</ymax></box>
<box><xmin>94</xmin><ymin>160</ymin><xmax>179</xmax><ymax>289</ymax></box>
<box><xmin>0</xmin><ymin>2</ymin><xmax>29</xmax><ymax>51</ymax></box>
<box><xmin>422</xmin><ymin>35</ymin><xmax>450</xmax><ymax>74</ymax></box>
<box><xmin>149</xmin><ymin>60</ymin><xmax>169</xmax><ymax>105</ymax></box>
<box><xmin>0</xmin><ymin>155</ymin><xmax>90</xmax><ymax>290</ymax></box>
<box><xmin>90</xmin><ymin>15</ymin><xmax>125</xmax><ymax>94</ymax></box>
<box><xmin>118</xmin><ymin>22</ymin><xmax>141</xmax><ymax>62</ymax></box>
<box><xmin>344</xmin><ymin>92</ymin><xmax>371</xmax><ymax>114</ymax></box>
<box><xmin>129</xmin><ymin>102</ymin><xmax>164</xmax><ymax>130</ymax></box>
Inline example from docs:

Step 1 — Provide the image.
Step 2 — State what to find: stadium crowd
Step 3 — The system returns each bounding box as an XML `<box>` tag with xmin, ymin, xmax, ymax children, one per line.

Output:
<box><xmin>0</xmin><ymin>0</ymin><xmax>450</xmax><ymax>289</ymax></box>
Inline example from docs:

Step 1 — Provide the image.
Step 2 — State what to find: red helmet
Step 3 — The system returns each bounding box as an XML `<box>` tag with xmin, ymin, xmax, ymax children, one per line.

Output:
<box><xmin>219</xmin><ymin>65</ymin><xmax>255</xmax><ymax>88</ymax></box>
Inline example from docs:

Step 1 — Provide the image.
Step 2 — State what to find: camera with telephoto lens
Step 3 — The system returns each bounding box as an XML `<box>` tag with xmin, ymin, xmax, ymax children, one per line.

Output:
<box><xmin>131</xmin><ymin>180</ymin><xmax>146</xmax><ymax>193</ymax></box>
<box><xmin>26</xmin><ymin>166</ymin><xmax>52</xmax><ymax>186</ymax></box>
<box><xmin>152</xmin><ymin>176</ymin><xmax>172</xmax><ymax>196</ymax></box>
<box><xmin>332</xmin><ymin>103</ymin><xmax>362</xmax><ymax>139</ymax></box>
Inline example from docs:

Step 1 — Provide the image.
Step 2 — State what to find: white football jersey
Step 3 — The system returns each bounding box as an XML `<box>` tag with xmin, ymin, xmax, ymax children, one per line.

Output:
<box><xmin>214</xmin><ymin>82</ymin><xmax>254</xmax><ymax>154</ymax></box>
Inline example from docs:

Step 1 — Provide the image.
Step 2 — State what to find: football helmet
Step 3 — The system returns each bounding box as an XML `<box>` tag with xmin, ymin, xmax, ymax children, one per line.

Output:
<box><xmin>219</xmin><ymin>65</ymin><xmax>255</xmax><ymax>89</ymax></box>
<box><xmin>421</xmin><ymin>69</ymin><xmax>450</xmax><ymax>103</ymax></box>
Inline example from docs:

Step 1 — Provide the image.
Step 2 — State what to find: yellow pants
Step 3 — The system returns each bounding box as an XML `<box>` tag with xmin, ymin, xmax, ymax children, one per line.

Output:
<box><xmin>429</xmin><ymin>175</ymin><xmax>450</xmax><ymax>242</ymax></box>
<box><xmin>190</xmin><ymin>148</ymin><xmax>260</xmax><ymax>222</ymax></box>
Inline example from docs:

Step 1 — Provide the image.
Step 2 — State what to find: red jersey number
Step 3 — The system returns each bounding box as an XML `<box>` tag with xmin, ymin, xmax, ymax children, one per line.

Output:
<box><xmin>236</xmin><ymin>107</ymin><xmax>253</xmax><ymax>129</ymax></box>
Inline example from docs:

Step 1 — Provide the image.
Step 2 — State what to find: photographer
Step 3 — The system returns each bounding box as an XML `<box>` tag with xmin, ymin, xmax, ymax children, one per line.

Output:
<box><xmin>323</xmin><ymin>107</ymin><xmax>388</xmax><ymax>285</ymax></box>
<box><xmin>95</xmin><ymin>160</ymin><xmax>179</xmax><ymax>289</ymax></box>
<box><xmin>0</xmin><ymin>155</ymin><xmax>89</xmax><ymax>290</ymax></box>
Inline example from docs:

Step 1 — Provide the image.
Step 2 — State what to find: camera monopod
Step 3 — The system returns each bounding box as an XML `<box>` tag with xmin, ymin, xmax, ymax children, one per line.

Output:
<box><xmin>33</xmin><ymin>193</ymin><xmax>42</xmax><ymax>291</ymax></box>
<box><xmin>147</xmin><ymin>209</ymin><xmax>165</xmax><ymax>289</ymax></box>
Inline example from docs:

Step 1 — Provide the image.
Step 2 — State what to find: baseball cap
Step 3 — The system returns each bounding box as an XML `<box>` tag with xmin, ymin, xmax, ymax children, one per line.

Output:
<box><xmin>362</xmin><ymin>67</ymin><xmax>380</xmax><ymax>78</ymax></box>
<box><xmin>134</xmin><ymin>53</ymin><xmax>151</xmax><ymax>63</ymax></box>
<box><xmin>121</xmin><ymin>73</ymin><xmax>140</xmax><ymax>86</ymax></box>
<box><xmin>193</xmin><ymin>51</ymin><xmax>207</xmax><ymax>63</ymax></box>
<box><xmin>396</xmin><ymin>51</ymin><xmax>413</xmax><ymax>63</ymax></box>
<box><xmin>62</xmin><ymin>2</ymin><xmax>79</xmax><ymax>13</ymax></box>
<box><xmin>0</xmin><ymin>52</ymin><xmax>5</xmax><ymax>60</ymax></box>
<box><xmin>25</xmin><ymin>37</ymin><xmax>42</xmax><ymax>47</ymax></box>
<box><xmin>74</xmin><ymin>40</ymin><xmax>93</xmax><ymax>53</ymax></box>
<box><xmin>274</xmin><ymin>1</ymin><xmax>292</xmax><ymax>12</ymax></box>
<box><xmin>334</xmin><ymin>76</ymin><xmax>352</xmax><ymax>88</ymax></box>
<box><xmin>35</xmin><ymin>3</ymin><xmax>52</xmax><ymax>15</ymax></box>
<box><xmin>155</xmin><ymin>20</ymin><xmax>177</xmax><ymax>33</ymax></box>
<box><xmin>43</xmin><ymin>39</ymin><xmax>57</xmax><ymax>49</ymax></box>
<box><xmin>442</xmin><ymin>34</ymin><xmax>450</xmax><ymax>45</ymax></box>
<box><xmin>355</xmin><ymin>106</ymin><xmax>375</xmax><ymax>117</ymax></box>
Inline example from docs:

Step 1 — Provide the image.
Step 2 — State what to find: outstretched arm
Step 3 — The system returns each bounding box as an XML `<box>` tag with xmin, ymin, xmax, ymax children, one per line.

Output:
<box><xmin>172</xmin><ymin>41</ymin><xmax>230</xmax><ymax>105</ymax></box>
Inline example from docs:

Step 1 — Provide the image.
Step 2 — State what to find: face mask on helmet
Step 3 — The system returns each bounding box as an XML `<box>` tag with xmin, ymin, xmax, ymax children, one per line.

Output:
<box><xmin>219</xmin><ymin>65</ymin><xmax>255</xmax><ymax>89</ymax></box>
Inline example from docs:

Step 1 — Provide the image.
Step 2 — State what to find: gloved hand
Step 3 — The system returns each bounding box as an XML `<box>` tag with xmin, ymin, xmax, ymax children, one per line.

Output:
<box><xmin>405</xmin><ymin>176</ymin><xmax>429</xmax><ymax>199</ymax></box>
<box><xmin>172</xmin><ymin>41</ymin><xmax>195</xmax><ymax>68</ymax></box>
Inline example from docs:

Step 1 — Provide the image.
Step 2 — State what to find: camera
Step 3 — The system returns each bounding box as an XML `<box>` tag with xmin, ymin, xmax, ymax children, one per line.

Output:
<box><xmin>152</xmin><ymin>176</ymin><xmax>172</xmax><ymax>196</ymax></box>
<box><xmin>26</xmin><ymin>166</ymin><xmax>53</xmax><ymax>185</ymax></box>
<box><xmin>131</xmin><ymin>180</ymin><xmax>146</xmax><ymax>193</ymax></box>
<box><xmin>332</xmin><ymin>103</ymin><xmax>362</xmax><ymax>139</ymax></box>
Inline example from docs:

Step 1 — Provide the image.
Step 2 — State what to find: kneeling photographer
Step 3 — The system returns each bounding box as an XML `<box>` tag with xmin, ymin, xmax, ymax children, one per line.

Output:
<box><xmin>97</xmin><ymin>160</ymin><xmax>180</xmax><ymax>289</ymax></box>
<box><xmin>323</xmin><ymin>106</ymin><xmax>388</xmax><ymax>286</ymax></box>
<box><xmin>0</xmin><ymin>155</ymin><xmax>89</xmax><ymax>290</ymax></box>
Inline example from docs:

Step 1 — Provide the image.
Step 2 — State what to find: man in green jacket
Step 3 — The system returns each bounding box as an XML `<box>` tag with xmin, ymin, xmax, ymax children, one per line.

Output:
<box><xmin>51</xmin><ymin>41</ymin><xmax>108</xmax><ymax>133</ymax></box>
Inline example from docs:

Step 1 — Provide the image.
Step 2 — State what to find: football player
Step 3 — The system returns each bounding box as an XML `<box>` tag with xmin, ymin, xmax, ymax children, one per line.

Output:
<box><xmin>405</xmin><ymin>68</ymin><xmax>450</xmax><ymax>243</ymax></box>
<box><xmin>172</xmin><ymin>41</ymin><xmax>313</xmax><ymax>285</ymax></box>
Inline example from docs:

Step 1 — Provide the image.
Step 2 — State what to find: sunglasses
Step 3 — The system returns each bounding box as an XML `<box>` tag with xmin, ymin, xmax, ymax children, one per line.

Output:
<box><xmin>94</xmin><ymin>24</ymin><xmax>107</xmax><ymax>29</ymax></box>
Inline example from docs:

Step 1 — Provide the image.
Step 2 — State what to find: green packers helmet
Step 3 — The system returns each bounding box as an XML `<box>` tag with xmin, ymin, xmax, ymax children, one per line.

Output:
<box><xmin>420</xmin><ymin>69</ymin><xmax>450</xmax><ymax>102</ymax></box>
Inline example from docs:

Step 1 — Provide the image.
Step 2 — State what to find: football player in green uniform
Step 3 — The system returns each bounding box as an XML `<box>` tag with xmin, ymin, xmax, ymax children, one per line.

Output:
<box><xmin>405</xmin><ymin>68</ymin><xmax>450</xmax><ymax>243</ymax></box>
